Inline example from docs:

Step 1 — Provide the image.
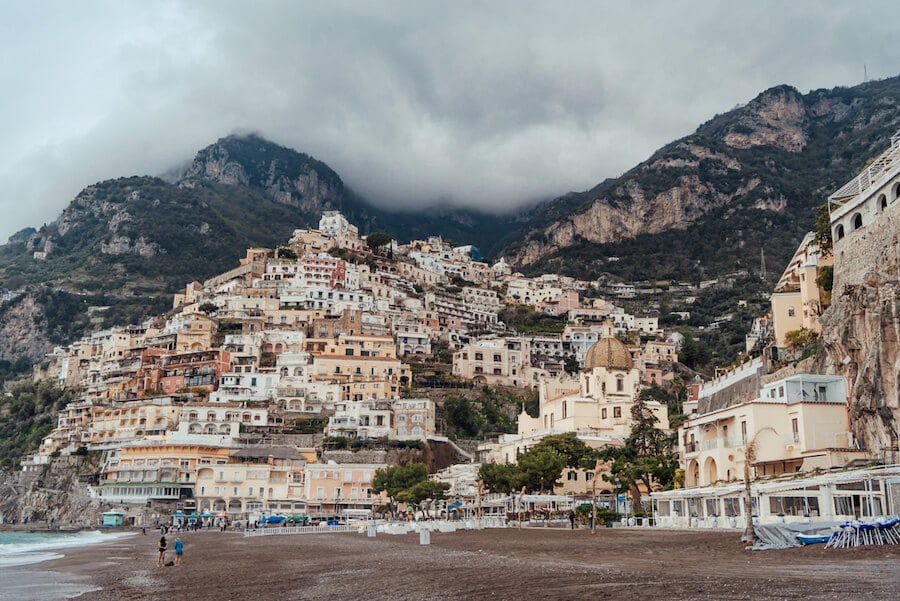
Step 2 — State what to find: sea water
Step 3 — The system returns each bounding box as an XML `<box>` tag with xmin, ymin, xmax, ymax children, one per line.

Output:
<box><xmin>0</xmin><ymin>530</ymin><xmax>133</xmax><ymax>600</ymax></box>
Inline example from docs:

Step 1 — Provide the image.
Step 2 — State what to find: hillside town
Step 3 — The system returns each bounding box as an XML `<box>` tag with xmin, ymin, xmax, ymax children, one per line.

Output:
<box><xmin>5</xmin><ymin>128</ymin><xmax>900</xmax><ymax>532</ymax></box>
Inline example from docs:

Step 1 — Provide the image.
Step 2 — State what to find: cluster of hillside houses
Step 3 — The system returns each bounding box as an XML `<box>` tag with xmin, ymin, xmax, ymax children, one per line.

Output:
<box><xmin>12</xmin><ymin>131</ymin><xmax>900</xmax><ymax>529</ymax></box>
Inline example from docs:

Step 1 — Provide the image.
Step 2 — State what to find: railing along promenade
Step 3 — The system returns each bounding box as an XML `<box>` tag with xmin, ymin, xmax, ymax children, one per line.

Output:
<box><xmin>243</xmin><ymin>518</ymin><xmax>508</xmax><ymax>537</ymax></box>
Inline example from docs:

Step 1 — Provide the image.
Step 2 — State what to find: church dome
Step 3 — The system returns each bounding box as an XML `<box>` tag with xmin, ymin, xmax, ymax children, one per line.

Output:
<box><xmin>584</xmin><ymin>337</ymin><xmax>633</xmax><ymax>371</ymax></box>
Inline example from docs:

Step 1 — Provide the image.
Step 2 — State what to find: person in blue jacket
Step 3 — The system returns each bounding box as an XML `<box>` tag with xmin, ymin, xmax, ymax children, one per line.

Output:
<box><xmin>174</xmin><ymin>537</ymin><xmax>184</xmax><ymax>565</ymax></box>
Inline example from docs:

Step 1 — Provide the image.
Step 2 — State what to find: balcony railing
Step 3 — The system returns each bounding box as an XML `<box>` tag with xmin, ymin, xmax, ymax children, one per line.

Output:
<box><xmin>829</xmin><ymin>128</ymin><xmax>900</xmax><ymax>210</ymax></box>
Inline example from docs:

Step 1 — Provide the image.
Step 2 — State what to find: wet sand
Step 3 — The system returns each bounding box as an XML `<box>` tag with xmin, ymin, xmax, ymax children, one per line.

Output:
<box><xmin>32</xmin><ymin>526</ymin><xmax>900</xmax><ymax>600</ymax></box>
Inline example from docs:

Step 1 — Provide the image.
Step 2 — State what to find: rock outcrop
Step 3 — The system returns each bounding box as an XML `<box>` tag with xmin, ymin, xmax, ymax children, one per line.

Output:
<box><xmin>0</xmin><ymin>454</ymin><xmax>104</xmax><ymax>526</ymax></box>
<box><xmin>508</xmin><ymin>79</ymin><xmax>900</xmax><ymax>273</ymax></box>
<box><xmin>0</xmin><ymin>294</ymin><xmax>53</xmax><ymax>363</ymax></box>
<box><xmin>819</xmin><ymin>193</ymin><xmax>900</xmax><ymax>462</ymax></box>
<box><xmin>183</xmin><ymin>134</ymin><xmax>346</xmax><ymax>215</ymax></box>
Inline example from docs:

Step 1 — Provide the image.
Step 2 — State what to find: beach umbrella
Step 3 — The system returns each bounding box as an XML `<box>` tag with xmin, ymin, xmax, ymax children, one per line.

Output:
<box><xmin>200</xmin><ymin>512</ymin><xmax>213</xmax><ymax>518</ymax></box>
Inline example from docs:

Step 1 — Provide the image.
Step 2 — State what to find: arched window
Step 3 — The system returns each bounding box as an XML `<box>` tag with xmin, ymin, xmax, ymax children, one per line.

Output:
<box><xmin>835</xmin><ymin>224</ymin><xmax>845</xmax><ymax>241</ymax></box>
<box><xmin>853</xmin><ymin>213</ymin><xmax>863</xmax><ymax>230</ymax></box>
<box><xmin>616</xmin><ymin>375</ymin><xmax>625</xmax><ymax>392</ymax></box>
<box><xmin>880</xmin><ymin>194</ymin><xmax>888</xmax><ymax>211</ymax></box>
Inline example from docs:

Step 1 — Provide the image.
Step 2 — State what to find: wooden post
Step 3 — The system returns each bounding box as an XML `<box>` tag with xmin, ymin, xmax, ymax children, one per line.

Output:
<box><xmin>743</xmin><ymin>439</ymin><xmax>756</xmax><ymax>546</ymax></box>
<box><xmin>591</xmin><ymin>461</ymin><xmax>598</xmax><ymax>535</ymax></box>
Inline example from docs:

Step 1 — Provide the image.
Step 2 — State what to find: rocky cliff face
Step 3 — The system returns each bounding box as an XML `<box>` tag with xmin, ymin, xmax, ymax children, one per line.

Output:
<box><xmin>509</xmin><ymin>87</ymin><xmax>808</xmax><ymax>267</ymax></box>
<box><xmin>0</xmin><ymin>455</ymin><xmax>104</xmax><ymax>526</ymax></box>
<box><xmin>720</xmin><ymin>85</ymin><xmax>809</xmax><ymax>152</ymax></box>
<box><xmin>512</xmin><ymin>152</ymin><xmax>763</xmax><ymax>266</ymax></box>
<box><xmin>819</xmin><ymin>198</ymin><xmax>900</xmax><ymax>462</ymax></box>
<box><xmin>0</xmin><ymin>294</ymin><xmax>53</xmax><ymax>363</ymax></box>
<box><xmin>508</xmin><ymin>80</ymin><xmax>900</xmax><ymax>275</ymax></box>
<box><xmin>182</xmin><ymin>134</ymin><xmax>346</xmax><ymax>216</ymax></box>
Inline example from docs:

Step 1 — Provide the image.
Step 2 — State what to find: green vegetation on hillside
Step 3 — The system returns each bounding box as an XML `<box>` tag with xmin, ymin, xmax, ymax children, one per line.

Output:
<box><xmin>0</xmin><ymin>178</ymin><xmax>306</xmax><ymax>294</ymax></box>
<box><xmin>499</xmin><ymin>304</ymin><xmax>567</xmax><ymax>333</ymax></box>
<box><xmin>0</xmin><ymin>381</ymin><xmax>73</xmax><ymax>468</ymax></box>
<box><xmin>439</xmin><ymin>387</ymin><xmax>537</xmax><ymax>439</ymax></box>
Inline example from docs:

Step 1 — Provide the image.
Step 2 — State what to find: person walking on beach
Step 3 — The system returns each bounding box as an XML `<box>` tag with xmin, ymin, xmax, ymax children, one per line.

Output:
<box><xmin>174</xmin><ymin>537</ymin><xmax>183</xmax><ymax>566</ymax></box>
<box><xmin>157</xmin><ymin>535</ymin><xmax>167</xmax><ymax>567</ymax></box>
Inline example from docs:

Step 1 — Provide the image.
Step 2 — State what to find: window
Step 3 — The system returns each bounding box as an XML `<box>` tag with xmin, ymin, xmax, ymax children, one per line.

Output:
<box><xmin>791</xmin><ymin>418</ymin><xmax>799</xmax><ymax>443</ymax></box>
<box><xmin>474</xmin><ymin>352</ymin><xmax>483</xmax><ymax>361</ymax></box>
<box><xmin>852</xmin><ymin>213</ymin><xmax>863</xmax><ymax>230</ymax></box>
<box><xmin>770</xmin><ymin>496</ymin><xmax>819</xmax><ymax>517</ymax></box>
<box><xmin>616</xmin><ymin>376</ymin><xmax>624</xmax><ymax>392</ymax></box>
<box><xmin>567</xmin><ymin>471</ymin><xmax>578</xmax><ymax>481</ymax></box>
<box><xmin>787</xmin><ymin>307</ymin><xmax>795</xmax><ymax>317</ymax></box>
<box><xmin>613</xmin><ymin>406</ymin><xmax>621</xmax><ymax>418</ymax></box>
<box><xmin>493</xmin><ymin>354</ymin><xmax>502</xmax><ymax>362</ymax></box>
<box><xmin>723</xmin><ymin>497</ymin><xmax>742</xmax><ymax>516</ymax></box>
<box><xmin>602</xmin><ymin>408</ymin><xmax>607</xmax><ymax>419</ymax></box>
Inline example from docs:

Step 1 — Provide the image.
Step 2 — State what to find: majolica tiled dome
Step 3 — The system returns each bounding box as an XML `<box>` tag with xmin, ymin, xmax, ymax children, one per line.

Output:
<box><xmin>584</xmin><ymin>337</ymin><xmax>633</xmax><ymax>371</ymax></box>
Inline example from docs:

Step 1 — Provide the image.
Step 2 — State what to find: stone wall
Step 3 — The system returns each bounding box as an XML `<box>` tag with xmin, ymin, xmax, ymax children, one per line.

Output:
<box><xmin>819</xmin><ymin>197</ymin><xmax>900</xmax><ymax>462</ymax></box>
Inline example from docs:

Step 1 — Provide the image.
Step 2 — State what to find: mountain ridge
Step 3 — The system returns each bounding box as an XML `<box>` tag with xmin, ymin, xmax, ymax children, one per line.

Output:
<box><xmin>1</xmin><ymin>76</ymin><xmax>899</xmax><ymax>369</ymax></box>
<box><xmin>511</xmin><ymin>77</ymin><xmax>900</xmax><ymax>282</ymax></box>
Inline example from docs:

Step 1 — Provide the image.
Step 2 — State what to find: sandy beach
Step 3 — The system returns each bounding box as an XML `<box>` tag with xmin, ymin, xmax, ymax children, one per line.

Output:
<box><xmin>22</xmin><ymin>526</ymin><xmax>900</xmax><ymax>601</ymax></box>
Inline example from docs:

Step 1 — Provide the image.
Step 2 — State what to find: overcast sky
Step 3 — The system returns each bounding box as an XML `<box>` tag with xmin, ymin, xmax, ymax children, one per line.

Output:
<box><xmin>1</xmin><ymin>1</ymin><xmax>898</xmax><ymax>242</ymax></box>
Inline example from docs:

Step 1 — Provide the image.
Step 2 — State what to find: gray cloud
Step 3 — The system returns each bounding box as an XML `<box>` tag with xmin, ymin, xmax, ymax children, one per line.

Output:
<box><xmin>1</xmin><ymin>0</ymin><xmax>899</xmax><ymax>241</ymax></box>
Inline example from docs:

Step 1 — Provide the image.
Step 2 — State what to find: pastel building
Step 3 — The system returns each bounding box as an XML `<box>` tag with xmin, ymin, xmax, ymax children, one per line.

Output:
<box><xmin>679</xmin><ymin>358</ymin><xmax>866</xmax><ymax>488</ymax></box>
<box><xmin>195</xmin><ymin>447</ymin><xmax>309</xmax><ymax>518</ymax></box>
<box><xmin>304</xmin><ymin>463</ymin><xmax>389</xmax><ymax>517</ymax></box>
<box><xmin>478</xmin><ymin>336</ymin><xmax>668</xmax><ymax>470</ymax></box>
<box><xmin>100</xmin><ymin>440</ymin><xmax>232</xmax><ymax>512</ymax></box>
<box><xmin>770</xmin><ymin>232</ymin><xmax>831</xmax><ymax>350</ymax></box>
<box><xmin>452</xmin><ymin>337</ymin><xmax>531</xmax><ymax>387</ymax></box>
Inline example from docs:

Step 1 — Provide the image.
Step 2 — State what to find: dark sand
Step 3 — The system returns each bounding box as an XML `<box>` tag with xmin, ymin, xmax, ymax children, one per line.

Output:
<box><xmin>34</xmin><ymin>526</ymin><xmax>900</xmax><ymax>600</ymax></box>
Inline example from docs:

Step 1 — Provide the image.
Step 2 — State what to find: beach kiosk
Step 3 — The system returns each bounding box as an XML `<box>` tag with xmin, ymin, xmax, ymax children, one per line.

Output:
<box><xmin>101</xmin><ymin>511</ymin><xmax>125</xmax><ymax>527</ymax></box>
